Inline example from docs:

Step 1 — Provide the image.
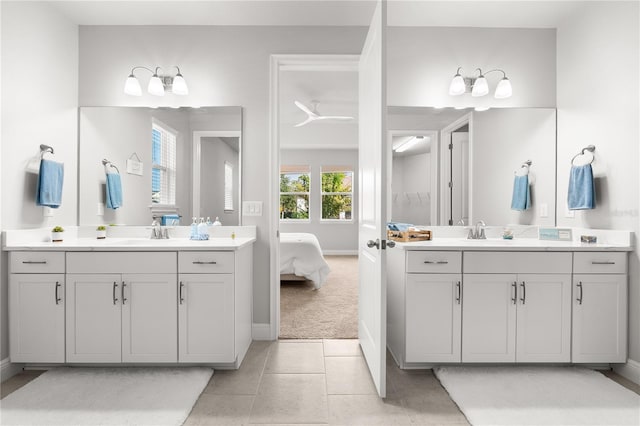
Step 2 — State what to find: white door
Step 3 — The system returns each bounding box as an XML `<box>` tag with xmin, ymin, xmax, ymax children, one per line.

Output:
<box><xmin>406</xmin><ymin>274</ymin><xmax>462</xmax><ymax>363</ymax></box>
<box><xmin>516</xmin><ymin>274</ymin><xmax>571</xmax><ymax>362</ymax></box>
<box><xmin>462</xmin><ymin>274</ymin><xmax>517</xmax><ymax>362</ymax></box>
<box><xmin>178</xmin><ymin>274</ymin><xmax>235</xmax><ymax>363</ymax></box>
<box><xmin>450</xmin><ymin>132</ymin><xmax>469</xmax><ymax>225</ymax></box>
<box><xmin>572</xmin><ymin>274</ymin><xmax>627</xmax><ymax>363</ymax></box>
<box><xmin>66</xmin><ymin>274</ymin><xmax>122</xmax><ymax>363</ymax></box>
<box><xmin>358</xmin><ymin>0</ymin><xmax>388</xmax><ymax>397</ymax></box>
<box><xmin>122</xmin><ymin>274</ymin><xmax>177</xmax><ymax>363</ymax></box>
<box><xmin>9</xmin><ymin>274</ymin><xmax>65</xmax><ymax>363</ymax></box>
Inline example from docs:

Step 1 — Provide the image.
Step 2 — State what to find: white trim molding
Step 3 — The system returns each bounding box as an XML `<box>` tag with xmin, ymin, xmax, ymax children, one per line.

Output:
<box><xmin>323</xmin><ymin>250</ymin><xmax>358</xmax><ymax>256</ymax></box>
<box><xmin>1</xmin><ymin>358</ymin><xmax>23</xmax><ymax>383</ymax></box>
<box><xmin>614</xmin><ymin>359</ymin><xmax>640</xmax><ymax>385</ymax></box>
<box><xmin>252</xmin><ymin>323</ymin><xmax>273</xmax><ymax>341</ymax></box>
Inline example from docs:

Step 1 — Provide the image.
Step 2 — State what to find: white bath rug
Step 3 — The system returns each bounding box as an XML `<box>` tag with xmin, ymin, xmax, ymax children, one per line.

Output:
<box><xmin>1</xmin><ymin>367</ymin><xmax>213</xmax><ymax>426</ymax></box>
<box><xmin>434</xmin><ymin>366</ymin><xmax>640</xmax><ymax>426</ymax></box>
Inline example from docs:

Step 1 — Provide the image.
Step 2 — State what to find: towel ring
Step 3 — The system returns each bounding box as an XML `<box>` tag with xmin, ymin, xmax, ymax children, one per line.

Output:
<box><xmin>102</xmin><ymin>159</ymin><xmax>120</xmax><ymax>174</ymax></box>
<box><xmin>515</xmin><ymin>160</ymin><xmax>532</xmax><ymax>176</ymax></box>
<box><xmin>40</xmin><ymin>144</ymin><xmax>54</xmax><ymax>158</ymax></box>
<box><xmin>571</xmin><ymin>145</ymin><xmax>595</xmax><ymax>166</ymax></box>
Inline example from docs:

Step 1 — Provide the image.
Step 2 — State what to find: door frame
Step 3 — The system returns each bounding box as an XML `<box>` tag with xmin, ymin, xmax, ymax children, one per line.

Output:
<box><xmin>387</xmin><ymin>129</ymin><xmax>440</xmax><ymax>225</ymax></box>
<box><xmin>268</xmin><ymin>54</ymin><xmax>360</xmax><ymax>340</ymax></box>
<box><xmin>439</xmin><ymin>113</ymin><xmax>473</xmax><ymax>226</ymax></box>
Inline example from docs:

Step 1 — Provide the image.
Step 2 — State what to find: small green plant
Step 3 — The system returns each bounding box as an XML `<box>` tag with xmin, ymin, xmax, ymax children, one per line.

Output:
<box><xmin>52</xmin><ymin>226</ymin><xmax>64</xmax><ymax>233</ymax></box>
<box><xmin>96</xmin><ymin>225</ymin><xmax>107</xmax><ymax>231</ymax></box>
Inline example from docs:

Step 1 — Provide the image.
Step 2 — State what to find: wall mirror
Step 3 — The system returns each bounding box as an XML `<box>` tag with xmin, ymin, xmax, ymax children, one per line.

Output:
<box><xmin>388</xmin><ymin>106</ymin><xmax>557</xmax><ymax>227</ymax></box>
<box><xmin>78</xmin><ymin>106</ymin><xmax>242</xmax><ymax>226</ymax></box>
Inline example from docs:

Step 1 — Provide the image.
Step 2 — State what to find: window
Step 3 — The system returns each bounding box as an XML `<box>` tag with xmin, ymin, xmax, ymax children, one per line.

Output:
<box><xmin>224</xmin><ymin>161</ymin><xmax>234</xmax><ymax>211</ymax></box>
<box><xmin>280</xmin><ymin>165</ymin><xmax>310</xmax><ymax>220</ymax></box>
<box><xmin>321</xmin><ymin>166</ymin><xmax>353</xmax><ymax>220</ymax></box>
<box><xmin>151</xmin><ymin>120</ymin><xmax>177</xmax><ymax>205</ymax></box>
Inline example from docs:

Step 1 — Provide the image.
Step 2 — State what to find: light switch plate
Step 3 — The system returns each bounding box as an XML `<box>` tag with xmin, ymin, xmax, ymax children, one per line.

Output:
<box><xmin>539</xmin><ymin>203</ymin><xmax>548</xmax><ymax>218</ymax></box>
<box><xmin>565</xmin><ymin>205</ymin><xmax>575</xmax><ymax>218</ymax></box>
<box><xmin>97</xmin><ymin>202</ymin><xmax>105</xmax><ymax>216</ymax></box>
<box><xmin>243</xmin><ymin>201</ymin><xmax>263</xmax><ymax>216</ymax></box>
<box><xmin>43</xmin><ymin>206</ymin><xmax>53</xmax><ymax>217</ymax></box>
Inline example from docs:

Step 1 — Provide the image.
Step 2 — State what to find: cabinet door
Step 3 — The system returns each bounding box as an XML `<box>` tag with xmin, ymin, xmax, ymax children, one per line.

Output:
<box><xmin>406</xmin><ymin>274</ymin><xmax>461</xmax><ymax>363</ymax></box>
<box><xmin>573</xmin><ymin>274</ymin><xmax>627</xmax><ymax>363</ymax></box>
<box><xmin>516</xmin><ymin>274</ymin><xmax>571</xmax><ymax>362</ymax></box>
<box><xmin>178</xmin><ymin>274</ymin><xmax>234</xmax><ymax>363</ymax></box>
<box><xmin>9</xmin><ymin>274</ymin><xmax>65</xmax><ymax>363</ymax></box>
<box><xmin>462</xmin><ymin>274</ymin><xmax>516</xmax><ymax>362</ymax></box>
<box><xmin>66</xmin><ymin>274</ymin><xmax>121</xmax><ymax>363</ymax></box>
<box><xmin>122</xmin><ymin>274</ymin><xmax>177</xmax><ymax>363</ymax></box>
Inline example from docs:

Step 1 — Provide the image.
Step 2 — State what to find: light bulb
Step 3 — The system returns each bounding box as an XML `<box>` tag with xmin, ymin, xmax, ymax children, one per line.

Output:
<box><xmin>494</xmin><ymin>77</ymin><xmax>512</xmax><ymax>99</ymax></box>
<box><xmin>471</xmin><ymin>76</ymin><xmax>489</xmax><ymax>97</ymax></box>
<box><xmin>172</xmin><ymin>73</ymin><xmax>189</xmax><ymax>95</ymax></box>
<box><xmin>124</xmin><ymin>74</ymin><xmax>142</xmax><ymax>96</ymax></box>
<box><xmin>448</xmin><ymin>74</ymin><xmax>466</xmax><ymax>96</ymax></box>
<box><xmin>148</xmin><ymin>74</ymin><xmax>165</xmax><ymax>96</ymax></box>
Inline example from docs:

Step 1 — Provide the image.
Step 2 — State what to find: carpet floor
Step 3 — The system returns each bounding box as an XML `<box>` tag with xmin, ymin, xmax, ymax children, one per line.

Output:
<box><xmin>280</xmin><ymin>255</ymin><xmax>358</xmax><ymax>339</ymax></box>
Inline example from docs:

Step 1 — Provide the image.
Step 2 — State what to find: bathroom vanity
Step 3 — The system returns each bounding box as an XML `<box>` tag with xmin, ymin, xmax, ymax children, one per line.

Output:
<box><xmin>387</xmin><ymin>232</ymin><xmax>632</xmax><ymax>368</ymax></box>
<box><xmin>5</xmin><ymin>227</ymin><xmax>255</xmax><ymax>368</ymax></box>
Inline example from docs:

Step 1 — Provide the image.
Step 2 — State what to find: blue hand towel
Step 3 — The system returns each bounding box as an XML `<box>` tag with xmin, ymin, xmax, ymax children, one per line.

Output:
<box><xmin>106</xmin><ymin>172</ymin><xmax>123</xmax><ymax>209</ymax></box>
<box><xmin>387</xmin><ymin>222</ymin><xmax>413</xmax><ymax>231</ymax></box>
<box><xmin>568</xmin><ymin>164</ymin><xmax>595</xmax><ymax>210</ymax></box>
<box><xmin>511</xmin><ymin>174</ymin><xmax>531</xmax><ymax>211</ymax></box>
<box><xmin>36</xmin><ymin>159</ymin><xmax>64</xmax><ymax>208</ymax></box>
<box><xmin>161</xmin><ymin>214</ymin><xmax>180</xmax><ymax>226</ymax></box>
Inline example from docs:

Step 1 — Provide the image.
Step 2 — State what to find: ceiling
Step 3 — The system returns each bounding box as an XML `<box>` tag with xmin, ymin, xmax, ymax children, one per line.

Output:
<box><xmin>389</xmin><ymin>106</ymin><xmax>472</xmax><ymax>130</ymax></box>
<box><xmin>46</xmin><ymin>0</ymin><xmax>582</xmax><ymax>28</ymax></box>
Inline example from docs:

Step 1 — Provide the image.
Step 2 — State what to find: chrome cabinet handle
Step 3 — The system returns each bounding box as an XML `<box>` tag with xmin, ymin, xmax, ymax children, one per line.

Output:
<box><xmin>192</xmin><ymin>261</ymin><xmax>217</xmax><ymax>265</ymax></box>
<box><xmin>55</xmin><ymin>281</ymin><xmax>61</xmax><ymax>305</ymax></box>
<box><xmin>122</xmin><ymin>282</ymin><xmax>127</xmax><ymax>305</ymax></box>
<box><xmin>22</xmin><ymin>260</ymin><xmax>47</xmax><ymax>264</ymax></box>
<box><xmin>113</xmin><ymin>282</ymin><xmax>119</xmax><ymax>305</ymax></box>
<box><xmin>455</xmin><ymin>281</ymin><xmax>461</xmax><ymax>304</ymax></box>
<box><xmin>576</xmin><ymin>281</ymin><xmax>583</xmax><ymax>305</ymax></box>
<box><xmin>424</xmin><ymin>261</ymin><xmax>449</xmax><ymax>264</ymax></box>
<box><xmin>511</xmin><ymin>281</ymin><xmax>517</xmax><ymax>304</ymax></box>
<box><xmin>179</xmin><ymin>281</ymin><xmax>185</xmax><ymax>304</ymax></box>
<box><xmin>592</xmin><ymin>261</ymin><xmax>615</xmax><ymax>265</ymax></box>
<box><xmin>520</xmin><ymin>281</ymin><xmax>526</xmax><ymax>305</ymax></box>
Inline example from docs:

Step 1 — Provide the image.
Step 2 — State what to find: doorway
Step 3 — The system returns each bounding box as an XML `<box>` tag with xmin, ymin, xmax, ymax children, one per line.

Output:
<box><xmin>269</xmin><ymin>55</ymin><xmax>360</xmax><ymax>340</ymax></box>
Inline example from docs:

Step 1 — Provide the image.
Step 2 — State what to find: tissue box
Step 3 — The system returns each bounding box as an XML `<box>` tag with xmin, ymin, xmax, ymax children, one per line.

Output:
<box><xmin>387</xmin><ymin>229</ymin><xmax>432</xmax><ymax>242</ymax></box>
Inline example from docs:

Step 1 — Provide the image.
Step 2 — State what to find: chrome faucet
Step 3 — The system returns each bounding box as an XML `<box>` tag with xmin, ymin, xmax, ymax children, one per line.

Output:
<box><xmin>467</xmin><ymin>220</ymin><xmax>487</xmax><ymax>239</ymax></box>
<box><xmin>150</xmin><ymin>218</ymin><xmax>169</xmax><ymax>239</ymax></box>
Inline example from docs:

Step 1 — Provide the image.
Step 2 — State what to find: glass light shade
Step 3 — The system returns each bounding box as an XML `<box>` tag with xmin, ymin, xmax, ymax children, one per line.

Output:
<box><xmin>494</xmin><ymin>77</ymin><xmax>513</xmax><ymax>99</ymax></box>
<box><xmin>471</xmin><ymin>76</ymin><xmax>489</xmax><ymax>97</ymax></box>
<box><xmin>148</xmin><ymin>75</ymin><xmax>165</xmax><ymax>96</ymax></box>
<box><xmin>172</xmin><ymin>73</ymin><xmax>189</xmax><ymax>95</ymax></box>
<box><xmin>448</xmin><ymin>74</ymin><xmax>466</xmax><ymax>96</ymax></box>
<box><xmin>123</xmin><ymin>74</ymin><xmax>142</xmax><ymax>96</ymax></box>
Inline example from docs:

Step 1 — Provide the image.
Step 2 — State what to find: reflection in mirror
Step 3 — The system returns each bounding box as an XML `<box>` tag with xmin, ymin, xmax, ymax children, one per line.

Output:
<box><xmin>79</xmin><ymin>106</ymin><xmax>242</xmax><ymax>226</ymax></box>
<box><xmin>388</xmin><ymin>107</ymin><xmax>557</xmax><ymax>227</ymax></box>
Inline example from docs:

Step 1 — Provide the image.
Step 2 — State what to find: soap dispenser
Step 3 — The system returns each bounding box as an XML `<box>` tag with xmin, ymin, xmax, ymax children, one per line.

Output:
<box><xmin>190</xmin><ymin>217</ymin><xmax>198</xmax><ymax>240</ymax></box>
<box><xmin>197</xmin><ymin>217</ymin><xmax>209</xmax><ymax>240</ymax></box>
<box><xmin>206</xmin><ymin>216</ymin><xmax>212</xmax><ymax>226</ymax></box>
<box><xmin>213</xmin><ymin>216</ymin><xmax>222</xmax><ymax>226</ymax></box>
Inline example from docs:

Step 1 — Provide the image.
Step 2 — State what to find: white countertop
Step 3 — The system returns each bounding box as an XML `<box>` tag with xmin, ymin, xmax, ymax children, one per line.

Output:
<box><xmin>395</xmin><ymin>237</ymin><xmax>632</xmax><ymax>252</ymax></box>
<box><xmin>3</xmin><ymin>237</ymin><xmax>256</xmax><ymax>251</ymax></box>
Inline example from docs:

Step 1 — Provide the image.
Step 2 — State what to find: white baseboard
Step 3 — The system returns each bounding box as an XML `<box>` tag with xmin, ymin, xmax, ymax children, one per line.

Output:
<box><xmin>323</xmin><ymin>250</ymin><xmax>358</xmax><ymax>256</ymax></box>
<box><xmin>252</xmin><ymin>323</ymin><xmax>273</xmax><ymax>341</ymax></box>
<box><xmin>614</xmin><ymin>359</ymin><xmax>640</xmax><ymax>385</ymax></box>
<box><xmin>1</xmin><ymin>358</ymin><xmax>23</xmax><ymax>382</ymax></box>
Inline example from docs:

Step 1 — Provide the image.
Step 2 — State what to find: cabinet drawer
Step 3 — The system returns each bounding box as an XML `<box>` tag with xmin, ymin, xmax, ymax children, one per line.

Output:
<box><xmin>179</xmin><ymin>252</ymin><xmax>234</xmax><ymax>274</ymax></box>
<box><xmin>464</xmin><ymin>252</ymin><xmax>572</xmax><ymax>274</ymax></box>
<box><xmin>574</xmin><ymin>252</ymin><xmax>627</xmax><ymax>274</ymax></box>
<box><xmin>66</xmin><ymin>252</ymin><xmax>177</xmax><ymax>274</ymax></box>
<box><xmin>10</xmin><ymin>252</ymin><xmax>65</xmax><ymax>273</ymax></box>
<box><xmin>406</xmin><ymin>251</ymin><xmax>461</xmax><ymax>273</ymax></box>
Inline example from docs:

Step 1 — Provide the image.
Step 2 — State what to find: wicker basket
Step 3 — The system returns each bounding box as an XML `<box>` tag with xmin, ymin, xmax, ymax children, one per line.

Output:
<box><xmin>387</xmin><ymin>229</ymin><xmax>432</xmax><ymax>242</ymax></box>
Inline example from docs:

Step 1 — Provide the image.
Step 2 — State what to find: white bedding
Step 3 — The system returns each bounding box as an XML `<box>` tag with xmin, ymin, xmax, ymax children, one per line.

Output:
<box><xmin>280</xmin><ymin>233</ymin><xmax>331</xmax><ymax>289</ymax></box>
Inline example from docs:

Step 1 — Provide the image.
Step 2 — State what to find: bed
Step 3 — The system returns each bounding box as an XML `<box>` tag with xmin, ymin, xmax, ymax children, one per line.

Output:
<box><xmin>280</xmin><ymin>233</ymin><xmax>331</xmax><ymax>289</ymax></box>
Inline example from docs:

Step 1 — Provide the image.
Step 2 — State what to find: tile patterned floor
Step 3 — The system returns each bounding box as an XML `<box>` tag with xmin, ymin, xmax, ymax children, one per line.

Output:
<box><xmin>3</xmin><ymin>340</ymin><xmax>639</xmax><ymax>425</ymax></box>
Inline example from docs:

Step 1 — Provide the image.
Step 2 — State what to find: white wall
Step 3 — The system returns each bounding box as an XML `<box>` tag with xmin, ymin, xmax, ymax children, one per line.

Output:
<box><xmin>556</xmin><ymin>1</ymin><xmax>640</xmax><ymax>366</ymax></box>
<box><xmin>472</xmin><ymin>108</ymin><xmax>557</xmax><ymax>226</ymax></box>
<box><xmin>279</xmin><ymin>148</ymin><xmax>359</xmax><ymax>252</ymax></box>
<box><xmin>388</xmin><ymin>26</ymin><xmax>556</xmax><ymax>108</ymax></box>
<box><xmin>200</xmin><ymin>137</ymin><xmax>240</xmax><ymax>225</ymax></box>
<box><xmin>392</xmin><ymin>153</ymin><xmax>431</xmax><ymax>225</ymax></box>
<box><xmin>281</xmin><ymin>124</ymin><xmax>358</xmax><ymax>149</ymax></box>
<box><xmin>78</xmin><ymin>25</ymin><xmax>367</xmax><ymax>325</ymax></box>
<box><xmin>1</xmin><ymin>1</ymin><xmax>78</xmax><ymax>360</ymax></box>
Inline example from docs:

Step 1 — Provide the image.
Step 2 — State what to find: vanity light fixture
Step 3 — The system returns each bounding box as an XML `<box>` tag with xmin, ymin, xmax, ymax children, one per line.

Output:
<box><xmin>124</xmin><ymin>66</ymin><xmax>189</xmax><ymax>96</ymax></box>
<box><xmin>449</xmin><ymin>67</ymin><xmax>512</xmax><ymax>99</ymax></box>
<box><xmin>394</xmin><ymin>136</ymin><xmax>428</xmax><ymax>153</ymax></box>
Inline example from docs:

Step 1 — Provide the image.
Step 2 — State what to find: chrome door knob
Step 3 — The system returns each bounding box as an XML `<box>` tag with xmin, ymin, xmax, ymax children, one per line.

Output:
<box><xmin>386</xmin><ymin>240</ymin><xmax>396</xmax><ymax>248</ymax></box>
<box><xmin>366</xmin><ymin>239</ymin><xmax>380</xmax><ymax>249</ymax></box>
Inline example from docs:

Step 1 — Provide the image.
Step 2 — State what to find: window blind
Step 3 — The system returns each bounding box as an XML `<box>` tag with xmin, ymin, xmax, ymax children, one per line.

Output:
<box><xmin>151</xmin><ymin>120</ymin><xmax>177</xmax><ymax>205</ymax></box>
<box><xmin>224</xmin><ymin>161</ymin><xmax>234</xmax><ymax>211</ymax></box>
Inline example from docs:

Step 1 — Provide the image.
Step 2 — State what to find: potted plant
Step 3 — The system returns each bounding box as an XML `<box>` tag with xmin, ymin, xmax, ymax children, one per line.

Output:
<box><xmin>51</xmin><ymin>226</ymin><xmax>64</xmax><ymax>242</ymax></box>
<box><xmin>96</xmin><ymin>225</ymin><xmax>107</xmax><ymax>239</ymax></box>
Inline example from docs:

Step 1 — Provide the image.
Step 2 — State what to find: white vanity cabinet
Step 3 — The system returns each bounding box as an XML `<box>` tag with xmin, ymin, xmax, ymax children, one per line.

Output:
<box><xmin>572</xmin><ymin>252</ymin><xmax>627</xmax><ymax>363</ymax></box>
<box><xmin>65</xmin><ymin>252</ymin><xmax>178</xmax><ymax>363</ymax></box>
<box><xmin>9</xmin><ymin>252</ymin><xmax>66</xmax><ymax>363</ymax></box>
<box><xmin>462</xmin><ymin>252</ymin><xmax>572</xmax><ymax>363</ymax></box>
<box><xmin>178</xmin><ymin>246</ymin><xmax>253</xmax><ymax>365</ymax></box>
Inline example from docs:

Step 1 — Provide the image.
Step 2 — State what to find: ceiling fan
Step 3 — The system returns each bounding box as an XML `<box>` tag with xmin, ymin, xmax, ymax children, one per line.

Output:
<box><xmin>294</xmin><ymin>100</ymin><xmax>354</xmax><ymax>127</ymax></box>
